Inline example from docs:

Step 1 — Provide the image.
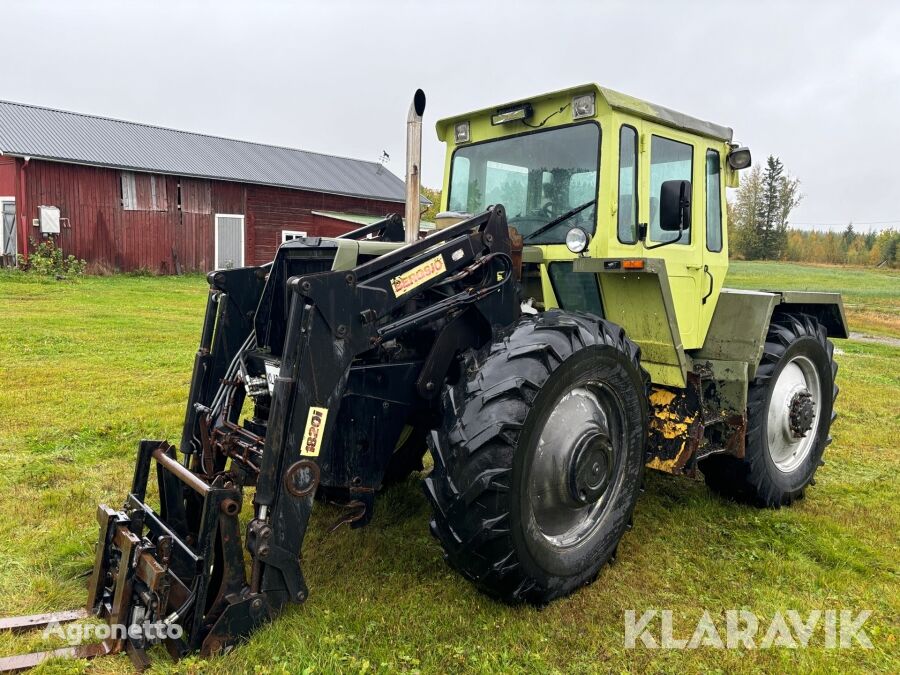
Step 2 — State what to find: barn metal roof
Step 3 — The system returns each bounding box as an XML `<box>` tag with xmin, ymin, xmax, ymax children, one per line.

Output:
<box><xmin>0</xmin><ymin>99</ymin><xmax>412</xmax><ymax>203</ymax></box>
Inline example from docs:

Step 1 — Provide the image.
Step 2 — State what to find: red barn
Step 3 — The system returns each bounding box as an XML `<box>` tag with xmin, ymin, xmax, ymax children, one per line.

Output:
<box><xmin>0</xmin><ymin>100</ymin><xmax>416</xmax><ymax>272</ymax></box>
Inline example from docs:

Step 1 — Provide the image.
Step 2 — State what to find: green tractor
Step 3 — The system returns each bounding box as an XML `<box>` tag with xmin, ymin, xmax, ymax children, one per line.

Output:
<box><xmin>0</xmin><ymin>85</ymin><xmax>846</xmax><ymax>669</ymax></box>
<box><xmin>426</xmin><ymin>84</ymin><xmax>845</xmax><ymax>601</ymax></box>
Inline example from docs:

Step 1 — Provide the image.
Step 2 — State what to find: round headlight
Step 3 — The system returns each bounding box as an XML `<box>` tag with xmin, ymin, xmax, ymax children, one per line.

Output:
<box><xmin>565</xmin><ymin>227</ymin><xmax>590</xmax><ymax>254</ymax></box>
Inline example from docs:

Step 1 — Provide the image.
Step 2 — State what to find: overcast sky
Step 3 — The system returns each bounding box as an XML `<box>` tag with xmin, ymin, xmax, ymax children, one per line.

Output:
<box><xmin>3</xmin><ymin>1</ymin><xmax>898</xmax><ymax>231</ymax></box>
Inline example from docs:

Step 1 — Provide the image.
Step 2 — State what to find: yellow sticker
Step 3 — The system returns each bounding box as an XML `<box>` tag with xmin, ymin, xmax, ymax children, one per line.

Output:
<box><xmin>301</xmin><ymin>406</ymin><xmax>329</xmax><ymax>457</ymax></box>
<box><xmin>390</xmin><ymin>254</ymin><xmax>447</xmax><ymax>297</ymax></box>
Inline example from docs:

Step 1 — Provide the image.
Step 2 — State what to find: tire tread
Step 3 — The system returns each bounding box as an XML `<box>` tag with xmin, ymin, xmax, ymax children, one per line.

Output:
<box><xmin>701</xmin><ymin>313</ymin><xmax>837</xmax><ymax>507</ymax></box>
<box><xmin>424</xmin><ymin>310</ymin><xmax>646</xmax><ymax>603</ymax></box>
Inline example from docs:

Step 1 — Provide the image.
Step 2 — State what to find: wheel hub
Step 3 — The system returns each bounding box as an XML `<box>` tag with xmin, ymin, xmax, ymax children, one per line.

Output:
<box><xmin>766</xmin><ymin>355</ymin><xmax>823</xmax><ymax>473</ymax></box>
<box><xmin>528</xmin><ymin>384</ymin><xmax>625</xmax><ymax>548</ymax></box>
<box><xmin>788</xmin><ymin>389</ymin><xmax>815</xmax><ymax>438</ymax></box>
<box><xmin>568</xmin><ymin>432</ymin><xmax>614</xmax><ymax>505</ymax></box>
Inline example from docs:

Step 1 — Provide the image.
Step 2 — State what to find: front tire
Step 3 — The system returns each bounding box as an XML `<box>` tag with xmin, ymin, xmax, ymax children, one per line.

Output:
<box><xmin>700</xmin><ymin>313</ymin><xmax>837</xmax><ymax>507</ymax></box>
<box><xmin>424</xmin><ymin>311</ymin><xmax>647</xmax><ymax>604</ymax></box>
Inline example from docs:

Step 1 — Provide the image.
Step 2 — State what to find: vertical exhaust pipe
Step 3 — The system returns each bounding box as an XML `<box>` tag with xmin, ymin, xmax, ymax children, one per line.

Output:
<box><xmin>405</xmin><ymin>89</ymin><xmax>426</xmax><ymax>244</ymax></box>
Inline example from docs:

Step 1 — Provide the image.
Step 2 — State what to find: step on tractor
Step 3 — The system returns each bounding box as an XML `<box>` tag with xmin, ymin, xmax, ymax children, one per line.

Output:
<box><xmin>1</xmin><ymin>85</ymin><xmax>847</xmax><ymax>670</ymax></box>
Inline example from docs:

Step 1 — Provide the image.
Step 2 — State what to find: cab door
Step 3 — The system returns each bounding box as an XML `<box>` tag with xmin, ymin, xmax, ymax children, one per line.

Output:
<box><xmin>639</xmin><ymin>125</ymin><xmax>706</xmax><ymax>349</ymax></box>
<box><xmin>700</xmin><ymin>146</ymin><xmax>727</xmax><ymax>343</ymax></box>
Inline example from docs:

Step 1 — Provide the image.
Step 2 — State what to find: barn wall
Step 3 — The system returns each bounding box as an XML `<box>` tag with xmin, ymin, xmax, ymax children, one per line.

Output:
<box><xmin>0</xmin><ymin>157</ymin><xmax>16</xmax><ymax>195</ymax></box>
<box><xmin>19</xmin><ymin>159</ymin><xmax>404</xmax><ymax>273</ymax></box>
<box><xmin>244</xmin><ymin>186</ymin><xmax>403</xmax><ymax>265</ymax></box>
<box><xmin>21</xmin><ymin>161</ymin><xmax>212</xmax><ymax>273</ymax></box>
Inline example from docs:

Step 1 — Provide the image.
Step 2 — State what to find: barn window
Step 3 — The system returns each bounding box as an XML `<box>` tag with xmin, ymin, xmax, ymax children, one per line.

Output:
<box><xmin>121</xmin><ymin>171</ymin><xmax>168</xmax><ymax>211</ymax></box>
<box><xmin>121</xmin><ymin>172</ymin><xmax>137</xmax><ymax>210</ymax></box>
<box><xmin>282</xmin><ymin>230</ymin><xmax>307</xmax><ymax>243</ymax></box>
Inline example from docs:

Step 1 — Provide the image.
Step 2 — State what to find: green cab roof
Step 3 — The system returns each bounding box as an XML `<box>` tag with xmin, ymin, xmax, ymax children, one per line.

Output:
<box><xmin>436</xmin><ymin>83</ymin><xmax>733</xmax><ymax>143</ymax></box>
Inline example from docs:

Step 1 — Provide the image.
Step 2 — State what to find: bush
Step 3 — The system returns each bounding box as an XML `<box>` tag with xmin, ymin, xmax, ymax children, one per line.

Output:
<box><xmin>17</xmin><ymin>237</ymin><xmax>87</xmax><ymax>277</ymax></box>
<box><xmin>126</xmin><ymin>266</ymin><xmax>157</xmax><ymax>277</ymax></box>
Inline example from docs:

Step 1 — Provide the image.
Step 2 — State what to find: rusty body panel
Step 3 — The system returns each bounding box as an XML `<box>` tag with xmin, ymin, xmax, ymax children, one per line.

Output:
<box><xmin>646</xmin><ymin>361</ymin><xmax>747</xmax><ymax>477</ymax></box>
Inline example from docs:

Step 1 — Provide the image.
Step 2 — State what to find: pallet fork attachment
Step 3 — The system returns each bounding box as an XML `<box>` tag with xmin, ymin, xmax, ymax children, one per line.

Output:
<box><xmin>0</xmin><ymin>207</ymin><xmax>519</xmax><ymax>670</ymax></box>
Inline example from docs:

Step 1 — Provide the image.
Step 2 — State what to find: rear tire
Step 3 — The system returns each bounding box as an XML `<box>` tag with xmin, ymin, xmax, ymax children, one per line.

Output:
<box><xmin>700</xmin><ymin>313</ymin><xmax>837</xmax><ymax>507</ymax></box>
<box><xmin>424</xmin><ymin>311</ymin><xmax>647</xmax><ymax>604</ymax></box>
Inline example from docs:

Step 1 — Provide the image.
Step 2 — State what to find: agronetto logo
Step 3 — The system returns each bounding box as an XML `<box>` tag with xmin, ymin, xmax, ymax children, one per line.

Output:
<box><xmin>43</xmin><ymin>620</ymin><xmax>183</xmax><ymax>645</ymax></box>
<box><xmin>624</xmin><ymin>609</ymin><xmax>873</xmax><ymax>649</ymax></box>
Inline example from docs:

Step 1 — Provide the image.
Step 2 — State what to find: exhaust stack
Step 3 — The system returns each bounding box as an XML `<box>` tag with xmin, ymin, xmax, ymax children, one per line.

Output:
<box><xmin>404</xmin><ymin>89</ymin><xmax>426</xmax><ymax>244</ymax></box>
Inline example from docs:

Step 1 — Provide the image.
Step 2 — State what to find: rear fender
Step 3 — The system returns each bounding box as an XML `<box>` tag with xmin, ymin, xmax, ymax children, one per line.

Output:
<box><xmin>772</xmin><ymin>291</ymin><xmax>849</xmax><ymax>339</ymax></box>
<box><xmin>692</xmin><ymin>288</ymin><xmax>848</xmax><ymax>378</ymax></box>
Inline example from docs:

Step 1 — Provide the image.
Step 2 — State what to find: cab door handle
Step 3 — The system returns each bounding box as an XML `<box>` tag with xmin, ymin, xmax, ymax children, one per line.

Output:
<box><xmin>702</xmin><ymin>265</ymin><xmax>714</xmax><ymax>304</ymax></box>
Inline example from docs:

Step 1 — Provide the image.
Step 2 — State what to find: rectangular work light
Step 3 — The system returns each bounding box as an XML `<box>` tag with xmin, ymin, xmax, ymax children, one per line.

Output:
<box><xmin>572</xmin><ymin>93</ymin><xmax>595</xmax><ymax>119</ymax></box>
<box><xmin>454</xmin><ymin>121</ymin><xmax>470</xmax><ymax>143</ymax></box>
<box><xmin>491</xmin><ymin>104</ymin><xmax>533</xmax><ymax>125</ymax></box>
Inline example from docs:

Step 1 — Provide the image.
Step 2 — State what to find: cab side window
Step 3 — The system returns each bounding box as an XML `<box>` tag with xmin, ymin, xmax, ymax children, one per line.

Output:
<box><xmin>706</xmin><ymin>149</ymin><xmax>723</xmax><ymax>252</ymax></box>
<box><xmin>649</xmin><ymin>136</ymin><xmax>693</xmax><ymax>244</ymax></box>
<box><xmin>448</xmin><ymin>157</ymin><xmax>471</xmax><ymax>212</ymax></box>
<box><xmin>617</xmin><ymin>126</ymin><xmax>639</xmax><ymax>244</ymax></box>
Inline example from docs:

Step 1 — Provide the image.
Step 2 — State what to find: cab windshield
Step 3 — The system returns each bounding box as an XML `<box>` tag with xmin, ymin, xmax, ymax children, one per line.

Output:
<box><xmin>448</xmin><ymin>123</ymin><xmax>600</xmax><ymax>244</ymax></box>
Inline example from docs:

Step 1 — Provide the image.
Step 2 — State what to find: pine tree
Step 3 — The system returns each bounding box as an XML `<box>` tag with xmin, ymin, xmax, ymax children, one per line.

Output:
<box><xmin>748</xmin><ymin>156</ymin><xmax>802</xmax><ymax>259</ymax></box>
<box><xmin>728</xmin><ymin>157</ymin><xmax>801</xmax><ymax>260</ymax></box>
<box><xmin>886</xmin><ymin>234</ymin><xmax>899</xmax><ymax>264</ymax></box>
<box><xmin>865</xmin><ymin>231</ymin><xmax>877</xmax><ymax>248</ymax></box>
<box><xmin>843</xmin><ymin>223</ymin><xmax>855</xmax><ymax>246</ymax></box>
<box><xmin>757</xmin><ymin>156</ymin><xmax>783</xmax><ymax>258</ymax></box>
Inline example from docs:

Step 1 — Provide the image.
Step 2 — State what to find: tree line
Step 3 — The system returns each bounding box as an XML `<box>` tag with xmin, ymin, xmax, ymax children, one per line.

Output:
<box><xmin>728</xmin><ymin>155</ymin><xmax>898</xmax><ymax>267</ymax></box>
<box><xmin>781</xmin><ymin>227</ymin><xmax>899</xmax><ymax>267</ymax></box>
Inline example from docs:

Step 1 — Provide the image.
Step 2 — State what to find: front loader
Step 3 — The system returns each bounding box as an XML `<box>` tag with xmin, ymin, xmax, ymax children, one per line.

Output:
<box><xmin>1</xmin><ymin>85</ymin><xmax>847</xmax><ymax>670</ymax></box>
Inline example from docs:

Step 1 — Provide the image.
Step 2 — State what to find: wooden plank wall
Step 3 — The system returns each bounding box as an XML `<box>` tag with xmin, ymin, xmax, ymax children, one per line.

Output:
<box><xmin>20</xmin><ymin>159</ymin><xmax>404</xmax><ymax>273</ymax></box>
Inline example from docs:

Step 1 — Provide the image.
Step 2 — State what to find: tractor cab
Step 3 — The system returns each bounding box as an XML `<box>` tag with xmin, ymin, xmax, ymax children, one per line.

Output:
<box><xmin>435</xmin><ymin>85</ymin><xmax>750</xmax><ymax>384</ymax></box>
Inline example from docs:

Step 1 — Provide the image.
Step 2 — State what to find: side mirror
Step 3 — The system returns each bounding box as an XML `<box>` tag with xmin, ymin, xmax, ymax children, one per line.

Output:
<box><xmin>659</xmin><ymin>180</ymin><xmax>691</xmax><ymax>232</ymax></box>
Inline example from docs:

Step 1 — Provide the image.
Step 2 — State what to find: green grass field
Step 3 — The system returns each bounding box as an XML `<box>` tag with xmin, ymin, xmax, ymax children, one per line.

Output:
<box><xmin>0</xmin><ymin>261</ymin><xmax>897</xmax><ymax>673</ymax></box>
<box><xmin>726</xmin><ymin>260</ymin><xmax>900</xmax><ymax>337</ymax></box>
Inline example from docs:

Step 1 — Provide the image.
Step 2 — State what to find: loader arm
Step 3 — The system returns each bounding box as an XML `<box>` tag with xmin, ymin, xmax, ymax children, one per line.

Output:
<box><xmin>0</xmin><ymin>208</ymin><xmax>520</xmax><ymax>670</ymax></box>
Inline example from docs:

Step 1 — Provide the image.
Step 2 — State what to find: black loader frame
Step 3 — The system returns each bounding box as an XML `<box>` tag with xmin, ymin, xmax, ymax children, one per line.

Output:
<box><xmin>0</xmin><ymin>208</ymin><xmax>519</xmax><ymax>671</ymax></box>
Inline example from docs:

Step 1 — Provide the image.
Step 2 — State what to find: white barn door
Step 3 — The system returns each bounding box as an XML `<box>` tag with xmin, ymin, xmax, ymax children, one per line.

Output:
<box><xmin>214</xmin><ymin>214</ymin><xmax>244</xmax><ymax>270</ymax></box>
<box><xmin>1</xmin><ymin>200</ymin><xmax>16</xmax><ymax>267</ymax></box>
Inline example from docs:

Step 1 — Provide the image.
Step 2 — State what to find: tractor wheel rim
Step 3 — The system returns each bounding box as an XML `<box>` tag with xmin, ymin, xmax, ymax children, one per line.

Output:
<box><xmin>766</xmin><ymin>355</ymin><xmax>822</xmax><ymax>473</ymax></box>
<box><xmin>528</xmin><ymin>383</ymin><xmax>625</xmax><ymax>548</ymax></box>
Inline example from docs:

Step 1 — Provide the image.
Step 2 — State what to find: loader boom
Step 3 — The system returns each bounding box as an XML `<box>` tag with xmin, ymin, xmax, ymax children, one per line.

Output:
<box><xmin>2</xmin><ymin>208</ymin><xmax>519</xmax><ymax>669</ymax></box>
